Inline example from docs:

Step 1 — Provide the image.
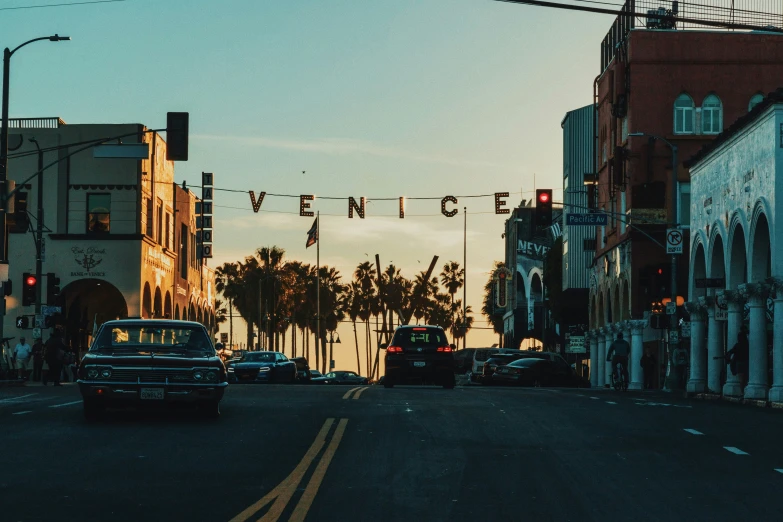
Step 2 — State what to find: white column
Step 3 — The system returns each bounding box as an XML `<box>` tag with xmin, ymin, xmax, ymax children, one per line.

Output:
<box><xmin>597</xmin><ymin>329</ymin><xmax>606</xmax><ymax>388</ymax></box>
<box><xmin>741</xmin><ymin>283</ymin><xmax>769</xmax><ymax>401</ymax></box>
<box><xmin>769</xmin><ymin>293</ymin><xmax>783</xmax><ymax>403</ymax></box>
<box><xmin>629</xmin><ymin>319</ymin><xmax>646</xmax><ymax>390</ymax></box>
<box><xmin>685</xmin><ymin>300</ymin><xmax>707</xmax><ymax>393</ymax></box>
<box><xmin>721</xmin><ymin>290</ymin><xmax>745</xmax><ymax>397</ymax></box>
<box><xmin>589</xmin><ymin>330</ymin><xmax>599</xmax><ymax>388</ymax></box>
<box><xmin>700</xmin><ymin>296</ymin><xmax>724</xmax><ymax>394</ymax></box>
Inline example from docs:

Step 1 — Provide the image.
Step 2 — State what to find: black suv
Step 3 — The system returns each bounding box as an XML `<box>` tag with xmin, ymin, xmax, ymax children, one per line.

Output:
<box><xmin>382</xmin><ymin>325</ymin><xmax>455</xmax><ymax>389</ymax></box>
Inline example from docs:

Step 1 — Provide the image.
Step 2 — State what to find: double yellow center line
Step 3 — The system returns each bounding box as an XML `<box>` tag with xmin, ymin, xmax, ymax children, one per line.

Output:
<box><xmin>342</xmin><ymin>386</ymin><xmax>369</xmax><ymax>400</ymax></box>
<box><xmin>229</xmin><ymin>418</ymin><xmax>348</xmax><ymax>522</ymax></box>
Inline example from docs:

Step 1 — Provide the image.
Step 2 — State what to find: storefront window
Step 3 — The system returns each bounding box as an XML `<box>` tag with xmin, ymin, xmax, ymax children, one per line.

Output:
<box><xmin>87</xmin><ymin>194</ymin><xmax>111</xmax><ymax>234</ymax></box>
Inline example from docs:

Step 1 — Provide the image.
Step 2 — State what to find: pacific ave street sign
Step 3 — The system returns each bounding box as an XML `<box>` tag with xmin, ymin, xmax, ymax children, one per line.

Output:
<box><xmin>566</xmin><ymin>213</ymin><xmax>608</xmax><ymax>226</ymax></box>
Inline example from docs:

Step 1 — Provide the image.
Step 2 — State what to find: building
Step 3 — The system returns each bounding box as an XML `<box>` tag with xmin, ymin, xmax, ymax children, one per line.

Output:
<box><xmin>502</xmin><ymin>202</ymin><xmax>563</xmax><ymax>349</ymax></box>
<box><xmin>3</xmin><ymin>117</ymin><xmax>215</xmax><ymax>355</ymax></box>
<box><xmin>684</xmin><ymin>89</ymin><xmax>783</xmax><ymax>404</ymax></box>
<box><xmin>587</xmin><ymin>5</ymin><xmax>783</xmax><ymax>389</ymax></box>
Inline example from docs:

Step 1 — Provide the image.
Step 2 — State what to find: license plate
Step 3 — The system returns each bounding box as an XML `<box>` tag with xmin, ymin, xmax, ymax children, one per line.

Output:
<box><xmin>140</xmin><ymin>388</ymin><xmax>164</xmax><ymax>400</ymax></box>
<box><xmin>413</xmin><ymin>361</ymin><xmax>426</xmax><ymax>367</ymax></box>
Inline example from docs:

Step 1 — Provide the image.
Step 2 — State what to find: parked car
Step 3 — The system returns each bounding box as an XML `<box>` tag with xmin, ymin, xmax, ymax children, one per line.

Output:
<box><xmin>470</xmin><ymin>348</ymin><xmax>521</xmax><ymax>382</ymax></box>
<box><xmin>77</xmin><ymin>319</ymin><xmax>228</xmax><ymax>420</ymax></box>
<box><xmin>228</xmin><ymin>351</ymin><xmax>297</xmax><ymax>383</ymax></box>
<box><xmin>481</xmin><ymin>354</ymin><xmax>528</xmax><ymax>383</ymax></box>
<box><xmin>291</xmin><ymin>357</ymin><xmax>311</xmax><ymax>383</ymax></box>
<box><xmin>311</xmin><ymin>371</ymin><xmax>369</xmax><ymax>385</ymax></box>
<box><xmin>453</xmin><ymin>348</ymin><xmax>477</xmax><ymax>374</ymax></box>
<box><xmin>382</xmin><ymin>325</ymin><xmax>455</xmax><ymax>388</ymax></box>
<box><xmin>491</xmin><ymin>357</ymin><xmax>590</xmax><ymax>388</ymax></box>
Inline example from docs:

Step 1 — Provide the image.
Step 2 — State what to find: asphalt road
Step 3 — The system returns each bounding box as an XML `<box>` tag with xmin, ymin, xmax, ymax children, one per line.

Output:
<box><xmin>1</xmin><ymin>382</ymin><xmax>782</xmax><ymax>522</ymax></box>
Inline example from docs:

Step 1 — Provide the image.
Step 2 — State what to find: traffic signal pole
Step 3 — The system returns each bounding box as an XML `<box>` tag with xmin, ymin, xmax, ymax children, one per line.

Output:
<box><xmin>31</xmin><ymin>139</ymin><xmax>43</xmax><ymax>321</ymax></box>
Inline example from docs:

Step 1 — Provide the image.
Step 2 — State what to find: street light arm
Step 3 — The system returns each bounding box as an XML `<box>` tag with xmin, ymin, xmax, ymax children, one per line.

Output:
<box><xmin>9</xmin><ymin>35</ymin><xmax>70</xmax><ymax>56</ymax></box>
<box><xmin>628</xmin><ymin>131</ymin><xmax>676</xmax><ymax>152</ymax></box>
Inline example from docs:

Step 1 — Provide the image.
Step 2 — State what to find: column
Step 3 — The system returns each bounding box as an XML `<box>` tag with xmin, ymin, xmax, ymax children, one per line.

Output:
<box><xmin>597</xmin><ymin>328</ymin><xmax>606</xmax><ymax>388</ymax></box>
<box><xmin>589</xmin><ymin>330</ymin><xmax>599</xmax><ymax>388</ymax></box>
<box><xmin>685</xmin><ymin>300</ymin><xmax>707</xmax><ymax>393</ymax></box>
<box><xmin>700</xmin><ymin>296</ymin><xmax>724</xmax><ymax>394</ymax></box>
<box><xmin>604</xmin><ymin>325</ymin><xmax>616</xmax><ymax>386</ymax></box>
<box><xmin>629</xmin><ymin>319</ymin><xmax>647</xmax><ymax>390</ymax></box>
<box><xmin>740</xmin><ymin>283</ymin><xmax>769</xmax><ymax>400</ymax></box>
<box><xmin>721</xmin><ymin>290</ymin><xmax>745</xmax><ymax>397</ymax></box>
<box><xmin>769</xmin><ymin>285</ymin><xmax>783</xmax><ymax>403</ymax></box>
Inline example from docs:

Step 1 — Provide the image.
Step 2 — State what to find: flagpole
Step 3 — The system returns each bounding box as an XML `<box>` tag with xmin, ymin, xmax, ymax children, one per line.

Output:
<box><xmin>316</xmin><ymin>211</ymin><xmax>321</xmax><ymax>370</ymax></box>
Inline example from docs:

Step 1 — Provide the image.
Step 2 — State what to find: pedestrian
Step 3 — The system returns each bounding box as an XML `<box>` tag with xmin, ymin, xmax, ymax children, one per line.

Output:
<box><xmin>43</xmin><ymin>330</ymin><xmax>66</xmax><ymax>387</ymax></box>
<box><xmin>726</xmin><ymin>331</ymin><xmax>750</xmax><ymax>390</ymax></box>
<box><xmin>641</xmin><ymin>349</ymin><xmax>657</xmax><ymax>389</ymax></box>
<box><xmin>12</xmin><ymin>336</ymin><xmax>32</xmax><ymax>381</ymax></box>
<box><xmin>31</xmin><ymin>338</ymin><xmax>44</xmax><ymax>382</ymax></box>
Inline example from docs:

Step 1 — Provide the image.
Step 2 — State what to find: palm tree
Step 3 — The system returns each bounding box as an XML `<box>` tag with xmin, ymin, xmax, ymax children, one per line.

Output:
<box><xmin>215</xmin><ymin>262</ymin><xmax>240</xmax><ymax>348</ymax></box>
<box><xmin>409</xmin><ymin>272</ymin><xmax>439</xmax><ymax>324</ymax></box>
<box><xmin>255</xmin><ymin>246</ymin><xmax>287</xmax><ymax>351</ymax></box>
<box><xmin>318</xmin><ymin>266</ymin><xmax>346</xmax><ymax>373</ymax></box>
<box><xmin>482</xmin><ymin>262</ymin><xmax>506</xmax><ymax>348</ymax></box>
<box><xmin>354</xmin><ymin>261</ymin><xmax>376</xmax><ymax>377</ymax></box>
<box><xmin>452</xmin><ymin>301</ymin><xmax>474</xmax><ymax>349</ymax></box>
<box><xmin>215</xmin><ymin>299</ymin><xmax>228</xmax><ymax>326</ymax></box>
<box><xmin>440</xmin><ymin>261</ymin><xmax>465</xmax><ymax>346</ymax></box>
<box><xmin>346</xmin><ymin>282</ymin><xmax>363</xmax><ymax>374</ymax></box>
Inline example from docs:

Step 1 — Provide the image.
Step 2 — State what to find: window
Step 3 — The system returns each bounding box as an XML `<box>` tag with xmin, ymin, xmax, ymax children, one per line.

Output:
<box><xmin>620</xmin><ymin>191</ymin><xmax>627</xmax><ymax>235</ymax></box>
<box><xmin>156</xmin><ymin>199</ymin><xmax>163</xmax><ymax>244</ymax></box>
<box><xmin>674</xmin><ymin>94</ymin><xmax>695</xmax><ymax>134</ymax></box>
<box><xmin>165</xmin><ymin>212</ymin><xmax>172</xmax><ymax>250</ymax></box>
<box><xmin>180</xmin><ymin>224</ymin><xmax>189</xmax><ymax>277</ymax></box>
<box><xmin>145</xmin><ymin>198</ymin><xmax>153</xmax><ymax>237</ymax></box>
<box><xmin>87</xmin><ymin>194</ymin><xmax>111</xmax><ymax>233</ymax></box>
<box><xmin>678</xmin><ymin>182</ymin><xmax>691</xmax><ymax>227</ymax></box>
<box><xmin>701</xmin><ymin>94</ymin><xmax>723</xmax><ymax>135</ymax></box>
<box><xmin>748</xmin><ymin>93</ymin><xmax>764</xmax><ymax>112</ymax></box>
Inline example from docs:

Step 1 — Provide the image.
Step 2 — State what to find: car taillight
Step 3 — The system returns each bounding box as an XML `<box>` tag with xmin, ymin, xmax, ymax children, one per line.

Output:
<box><xmin>436</xmin><ymin>346</ymin><xmax>452</xmax><ymax>352</ymax></box>
<box><xmin>387</xmin><ymin>346</ymin><xmax>403</xmax><ymax>353</ymax></box>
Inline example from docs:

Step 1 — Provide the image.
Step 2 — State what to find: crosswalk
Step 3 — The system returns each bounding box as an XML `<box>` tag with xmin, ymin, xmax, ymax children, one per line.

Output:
<box><xmin>0</xmin><ymin>392</ymin><xmax>82</xmax><ymax>416</ymax></box>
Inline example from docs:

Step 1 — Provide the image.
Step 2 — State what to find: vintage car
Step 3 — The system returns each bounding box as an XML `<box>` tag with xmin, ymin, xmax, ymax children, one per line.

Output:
<box><xmin>77</xmin><ymin>319</ymin><xmax>228</xmax><ymax>420</ymax></box>
<box><xmin>228</xmin><ymin>351</ymin><xmax>297</xmax><ymax>383</ymax></box>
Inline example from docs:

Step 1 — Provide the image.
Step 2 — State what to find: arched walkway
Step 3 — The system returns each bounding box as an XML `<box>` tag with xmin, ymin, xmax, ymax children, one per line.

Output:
<box><xmin>153</xmin><ymin>287</ymin><xmax>162</xmax><ymax>318</ymax></box>
<box><xmin>164</xmin><ymin>291</ymin><xmax>172</xmax><ymax>319</ymax></box>
<box><xmin>56</xmin><ymin>278</ymin><xmax>128</xmax><ymax>353</ymax></box>
<box><xmin>142</xmin><ymin>283</ymin><xmax>152</xmax><ymax>319</ymax></box>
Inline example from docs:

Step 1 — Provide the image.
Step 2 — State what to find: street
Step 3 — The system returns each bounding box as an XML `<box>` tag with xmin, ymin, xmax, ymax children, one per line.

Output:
<box><xmin>1</xmin><ymin>383</ymin><xmax>782</xmax><ymax>522</ymax></box>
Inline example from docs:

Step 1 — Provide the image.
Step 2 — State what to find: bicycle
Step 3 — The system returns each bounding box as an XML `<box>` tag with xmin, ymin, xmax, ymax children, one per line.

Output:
<box><xmin>609</xmin><ymin>360</ymin><xmax>628</xmax><ymax>391</ymax></box>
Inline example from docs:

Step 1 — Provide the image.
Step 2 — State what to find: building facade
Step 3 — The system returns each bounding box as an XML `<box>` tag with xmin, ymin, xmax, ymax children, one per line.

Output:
<box><xmin>685</xmin><ymin>91</ymin><xmax>783</xmax><ymax>404</ymax></box>
<box><xmin>587</xmin><ymin>14</ymin><xmax>783</xmax><ymax>388</ymax></box>
<box><xmin>4</xmin><ymin>118</ymin><xmax>215</xmax><ymax>355</ymax></box>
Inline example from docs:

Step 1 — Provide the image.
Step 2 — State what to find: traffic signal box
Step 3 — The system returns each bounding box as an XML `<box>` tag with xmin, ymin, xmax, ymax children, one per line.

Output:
<box><xmin>535</xmin><ymin>189</ymin><xmax>553</xmax><ymax>228</ymax></box>
<box><xmin>47</xmin><ymin>273</ymin><xmax>61</xmax><ymax>305</ymax></box>
<box><xmin>22</xmin><ymin>273</ymin><xmax>37</xmax><ymax>306</ymax></box>
<box><xmin>166</xmin><ymin>112</ymin><xmax>189</xmax><ymax>161</ymax></box>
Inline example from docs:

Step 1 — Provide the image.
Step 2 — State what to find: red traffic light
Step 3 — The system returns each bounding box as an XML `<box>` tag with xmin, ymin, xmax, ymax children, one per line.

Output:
<box><xmin>25</xmin><ymin>275</ymin><xmax>37</xmax><ymax>287</ymax></box>
<box><xmin>538</xmin><ymin>192</ymin><xmax>550</xmax><ymax>203</ymax></box>
<box><xmin>657</xmin><ymin>268</ymin><xmax>663</xmax><ymax>275</ymax></box>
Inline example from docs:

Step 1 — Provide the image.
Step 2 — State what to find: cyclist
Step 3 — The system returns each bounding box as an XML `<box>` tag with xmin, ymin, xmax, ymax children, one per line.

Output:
<box><xmin>606</xmin><ymin>333</ymin><xmax>631</xmax><ymax>387</ymax></box>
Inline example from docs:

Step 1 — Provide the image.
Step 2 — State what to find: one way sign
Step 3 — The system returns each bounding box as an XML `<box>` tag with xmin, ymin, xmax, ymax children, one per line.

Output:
<box><xmin>666</xmin><ymin>228</ymin><xmax>683</xmax><ymax>255</ymax></box>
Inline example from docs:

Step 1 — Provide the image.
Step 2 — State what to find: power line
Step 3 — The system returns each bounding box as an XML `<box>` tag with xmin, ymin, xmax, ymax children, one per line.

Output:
<box><xmin>0</xmin><ymin>0</ymin><xmax>127</xmax><ymax>11</ymax></box>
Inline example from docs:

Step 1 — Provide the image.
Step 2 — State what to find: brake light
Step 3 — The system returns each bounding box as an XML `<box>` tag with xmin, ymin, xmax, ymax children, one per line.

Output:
<box><xmin>387</xmin><ymin>346</ymin><xmax>403</xmax><ymax>353</ymax></box>
<box><xmin>436</xmin><ymin>346</ymin><xmax>452</xmax><ymax>352</ymax></box>
<box><xmin>413</xmin><ymin>328</ymin><xmax>427</xmax><ymax>331</ymax></box>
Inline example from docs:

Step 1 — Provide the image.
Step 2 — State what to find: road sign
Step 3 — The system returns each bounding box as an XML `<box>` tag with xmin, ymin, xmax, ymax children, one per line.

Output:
<box><xmin>666</xmin><ymin>302</ymin><xmax>676</xmax><ymax>315</ymax></box>
<box><xmin>32</xmin><ymin>327</ymin><xmax>42</xmax><ymax>340</ymax></box>
<box><xmin>34</xmin><ymin>315</ymin><xmax>43</xmax><ymax>328</ymax></box>
<box><xmin>666</xmin><ymin>228</ymin><xmax>684</xmax><ymax>254</ymax></box>
<box><xmin>220</xmin><ymin>333</ymin><xmax>228</xmax><ymax>343</ymax></box>
<box><xmin>669</xmin><ymin>331</ymin><xmax>679</xmax><ymax>343</ymax></box>
<box><xmin>681</xmin><ymin>322</ymin><xmax>691</xmax><ymax>338</ymax></box>
<box><xmin>566</xmin><ymin>213</ymin><xmax>608</xmax><ymax>226</ymax></box>
<box><xmin>566</xmin><ymin>336</ymin><xmax>586</xmax><ymax>354</ymax></box>
<box><xmin>695</xmin><ymin>278</ymin><xmax>725</xmax><ymax>289</ymax></box>
<box><xmin>715</xmin><ymin>302</ymin><xmax>728</xmax><ymax>321</ymax></box>
<box><xmin>41</xmin><ymin>305</ymin><xmax>62</xmax><ymax>316</ymax></box>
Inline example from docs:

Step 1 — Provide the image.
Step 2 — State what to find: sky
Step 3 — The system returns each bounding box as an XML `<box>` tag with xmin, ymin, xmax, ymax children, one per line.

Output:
<box><xmin>2</xmin><ymin>0</ymin><xmax>612</xmax><ymax>372</ymax></box>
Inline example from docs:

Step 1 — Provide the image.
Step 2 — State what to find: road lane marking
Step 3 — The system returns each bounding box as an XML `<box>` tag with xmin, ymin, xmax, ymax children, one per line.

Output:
<box><xmin>12</xmin><ymin>411</ymin><xmax>32</xmax><ymax>415</ymax></box>
<box><xmin>0</xmin><ymin>393</ymin><xmax>36</xmax><ymax>402</ymax></box>
<box><xmin>775</xmin><ymin>469</ymin><xmax>783</xmax><ymax>474</ymax></box>
<box><xmin>352</xmin><ymin>387</ymin><xmax>369</xmax><ymax>400</ymax></box>
<box><xmin>229</xmin><ymin>418</ymin><xmax>334</xmax><ymax>522</ymax></box>
<box><xmin>606</xmin><ymin>401</ymin><xmax>617</xmax><ymax>405</ymax></box>
<box><xmin>683</xmin><ymin>429</ymin><xmax>704</xmax><ymax>436</ymax></box>
<box><xmin>289</xmin><ymin>418</ymin><xmax>348</xmax><ymax>522</ymax></box>
<box><xmin>589</xmin><ymin>397</ymin><xmax>600</xmax><ymax>400</ymax></box>
<box><xmin>49</xmin><ymin>400</ymin><xmax>82</xmax><ymax>408</ymax></box>
<box><xmin>342</xmin><ymin>387</ymin><xmax>361</xmax><ymax>400</ymax></box>
<box><xmin>724</xmin><ymin>447</ymin><xmax>749</xmax><ymax>455</ymax></box>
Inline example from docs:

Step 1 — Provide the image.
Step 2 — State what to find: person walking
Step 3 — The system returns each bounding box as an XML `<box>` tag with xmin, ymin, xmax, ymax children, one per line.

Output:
<box><xmin>641</xmin><ymin>349</ymin><xmax>657</xmax><ymax>389</ymax></box>
<box><xmin>31</xmin><ymin>338</ymin><xmax>44</xmax><ymax>382</ymax></box>
<box><xmin>43</xmin><ymin>330</ymin><xmax>66</xmax><ymax>387</ymax></box>
<box><xmin>12</xmin><ymin>337</ymin><xmax>32</xmax><ymax>381</ymax></box>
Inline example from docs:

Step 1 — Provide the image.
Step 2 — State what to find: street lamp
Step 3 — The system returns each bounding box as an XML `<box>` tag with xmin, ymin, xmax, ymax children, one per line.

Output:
<box><xmin>0</xmin><ymin>34</ymin><xmax>70</xmax><ymax>341</ymax></box>
<box><xmin>627</xmin><ymin>131</ymin><xmax>681</xmax><ymax>391</ymax></box>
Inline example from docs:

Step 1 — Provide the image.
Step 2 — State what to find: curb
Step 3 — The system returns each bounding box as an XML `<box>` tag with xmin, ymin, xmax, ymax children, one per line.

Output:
<box><xmin>692</xmin><ymin>392</ymin><xmax>783</xmax><ymax>410</ymax></box>
<box><xmin>0</xmin><ymin>380</ymin><xmax>26</xmax><ymax>388</ymax></box>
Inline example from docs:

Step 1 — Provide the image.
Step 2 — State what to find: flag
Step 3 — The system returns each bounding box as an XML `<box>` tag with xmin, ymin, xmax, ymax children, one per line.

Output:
<box><xmin>306</xmin><ymin>217</ymin><xmax>318</xmax><ymax>248</ymax></box>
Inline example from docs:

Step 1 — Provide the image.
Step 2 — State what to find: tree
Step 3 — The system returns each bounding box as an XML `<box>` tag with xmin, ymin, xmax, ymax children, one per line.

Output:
<box><xmin>482</xmin><ymin>261</ymin><xmax>507</xmax><ymax>348</ymax></box>
<box><xmin>215</xmin><ymin>262</ymin><xmax>239</xmax><ymax>348</ymax></box>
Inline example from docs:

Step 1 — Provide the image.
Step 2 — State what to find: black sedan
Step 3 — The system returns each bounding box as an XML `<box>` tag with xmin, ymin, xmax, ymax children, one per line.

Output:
<box><xmin>311</xmin><ymin>371</ymin><xmax>369</xmax><ymax>385</ymax></box>
<box><xmin>491</xmin><ymin>358</ymin><xmax>590</xmax><ymax>387</ymax></box>
<box><xmin>228</xmin><ymin>352</ymin><xmax>297</xmax><ymax>383</ymax></box>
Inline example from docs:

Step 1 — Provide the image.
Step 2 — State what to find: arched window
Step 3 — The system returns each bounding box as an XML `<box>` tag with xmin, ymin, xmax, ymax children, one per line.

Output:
<box><xmin>748</xmin><ymin>93</ymin><xmax>764</xmax><ymax>112</ymax></box>
<box><xmin>674</xmin><ymin>94</ymin><xmax>694</xmax><ymax>134</ymax></box>
<box><xmin>702</xmin><ymin>94</ymin><xmax>723</xmax><ymax>135</ymax></box>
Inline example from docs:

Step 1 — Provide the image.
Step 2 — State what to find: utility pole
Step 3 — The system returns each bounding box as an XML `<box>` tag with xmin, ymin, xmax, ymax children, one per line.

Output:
<box><xmin>665</xmin><ymin>145</ymin><xmax>680</xmax><ymax>391</ymax></box>
<box><xmin>30</xmin><ymin>139</ymin><xmax>43</xmax><ymax>323</ymax></box>
<box><xmin>463</xmin><ymin>207</ymin><xmax>467</xmax><ymax>349</ymax></box>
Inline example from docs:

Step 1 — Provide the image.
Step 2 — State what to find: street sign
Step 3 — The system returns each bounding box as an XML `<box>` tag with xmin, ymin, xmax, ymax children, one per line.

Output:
<box><xmin>715</xmin><ymin>302</ymin><xmax>728</xmax><ymax>321</ymax></box>
<box><xmin>681</xmin><ymin>322</ymin><xmax>691</xmax><ymax>338</ymax></box>
<box><xmin>566</xmin><ymin>336</ymin><xmax>586</xmax><ymax>354</ymax></box>
<box><xmin>669</xmin><ymin>331</ymin><xmax>679</xmax><ymax>343</ymax></box>
<box><xmin>34</xmin><ymin>315</ymin><xmax>43</xmax><ymax>328</ymax></box>
<box><xmin>32</xmin><ymin>327</ymin><xmax>42</xmax><ymax>340</ymax></box>
<box><xmin>695</xmin><ymin>278</ymin><xmax>725</xmax><ymax>289</ymax></box>
<box><xmin>666</xmin><ymin>228</ymin><xmax>684</xmax><ymax>254</ymax></box>
<box><xmin>220</xmin><ymin>332</ymin><xmax>228</xmax><ymax>343</ymax></box>
<box><xmin>666</xmin><ymin>302</ymin><xmax>676</xmax><ymax>315</ymax></box>
<box><xmin>41</xmin><ymin>305</ymin><xmax>62</xmax><ymax>316</ymax></box>
<box><xmin>330</xmin><ymin>360</ymin><xmax>335</xmax><ymax>369</ymax></box>
<box><xmin>566</xmin><ymin>213</ymin><xmax>608</xmax><ymax>226</ymax></box>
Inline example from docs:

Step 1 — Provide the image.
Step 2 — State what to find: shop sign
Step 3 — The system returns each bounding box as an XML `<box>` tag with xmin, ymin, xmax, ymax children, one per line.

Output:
<box><xmin>71</xmin><ymin>246</ymin><xmax>106</xmax><ymax>277</ymax></box>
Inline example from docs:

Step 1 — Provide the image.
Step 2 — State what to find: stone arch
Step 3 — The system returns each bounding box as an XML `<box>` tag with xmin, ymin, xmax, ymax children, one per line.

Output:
<box><xmin>175</xmin><ymin>304</ymin><xmax>180</xmax><ymax>320</ymax></box>
<box><xmin>153</xmin><ymin>287</ymin><xmax>162</xmax><ymax>318</ymax></box>
<box><xmin>709</xmin><ymin>234</ymin><xmax>726</xmax><ymax>293</ymax></box>
<box><xmin>164</xmin><ymin>291</ymin><xmax>172</xmax><ymax>319</ymax></box>
<box><xmin>142</xmin><ymin>282</ymin><xmax>152</xmax><ymax>319</ymax></box>
<box><xmin>530</xmin><ymin>271</ymin><xmax>543</xmax><ymax>303</ymax></box>
<box><xmin>188</xmin><ymin>300</ymin><xmax>196</xmax><ymax>322</ymax></box>
<box><xmin>620</xmin><ymin>277</ymin><xmax>631</xmax><ymax>320</ymax></box>
<box><xmin>690</xmin><ymin>240</ymin><xmax>708</xmax><ymax>299</ymax></box>
<box><xmin>57</xmin><ymin>278</ymin><xmax>129</xmax><ymax>351</ymax></box>
<box><xmin>196</xmin><ymin>305</ymin><xmax>204</xmax><ymax>324</ymax></box>
<box><xmin>749</xmin><ymin>211</ymin><xmax>771</xmax><ymax>283</ymax></box>
<box><xmin>727</xmin><ymin>216</ymin><xmax>748</xmax><ymax>288</ymax></box>
<box><xmin>597</xmin><ymin>293</ymin><xmax>605</xmax><ymax>328</ymax></box>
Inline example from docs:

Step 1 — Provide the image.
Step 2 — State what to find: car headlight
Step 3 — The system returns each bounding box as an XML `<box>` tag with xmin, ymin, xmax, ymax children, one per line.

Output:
<box><xmin>227</xmin><ymin>367</ymin><xmax>235</xmax><ymax>372</ymax></box>
<box><xmin>258</xmin><ymin>367</ymin><xmax>271</xmax><ymax>372</ymax></box>
<box><xmin>193</xmin><ymin>371</ymin><xmax>204</xmax><ymax>380</ymax></box>
<box><xmin>87</xmin><ymin>368</ymin><xmax>99</xmax><ymax>379</ymax></box>
<box><xmin>205</xmin><ymin>371</ymin><xmax>217</xmax><ymax>382</ymax></box>
<box><xmin>100</xmin><ymin>368</ymin><xmax>112</xmax><ymax>378</ymax></box>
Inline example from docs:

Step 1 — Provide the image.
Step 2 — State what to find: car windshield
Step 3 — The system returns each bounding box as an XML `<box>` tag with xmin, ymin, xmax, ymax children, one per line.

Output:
<box><xmin>392</xmin><ymin>328</ymin><xmax>449</xmax><ymax>347</ymax></box>
<box><xmin>509</xmin><ymin>358</ymin><xmax>547</xmax><ymax>367</ymax></box>
<box><xmin>92</xmin><ymin>324</ymin><xmax>213</xmax><ymax>352</ymax></box>
<box><xmin>243</xmin><ymin>353</ymin><xmax>276</xmax><ymax>363</ymax></box>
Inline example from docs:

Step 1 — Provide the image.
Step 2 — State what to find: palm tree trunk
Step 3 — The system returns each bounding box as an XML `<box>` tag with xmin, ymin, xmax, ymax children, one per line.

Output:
<box><xmin>246</xmin><ymin>320</ymin><xmax>253</xmax><ymax>351</ymax></box>
<box><xmin>353</xmin><ymin>321</ymin><xmax>360</xmax><ymax>374</ymax></box>
<box><xmin>314</xmin><ymin>327</ymin><xmax>320</xmax><ymax>371</ymax></box>
<box><xmin>229</xmin><ymin>302</ymin><xmax>234</xmax><ymax>349</ymax></box>
<box><xmin>321</xmin><ymin>334</ymin><xmax>327</xmax><ymax>374</ymax></box>
<box><xmin>365</xmin><ymin>319</ymin><xmax>370</xmax><ymax>377</ymax></box>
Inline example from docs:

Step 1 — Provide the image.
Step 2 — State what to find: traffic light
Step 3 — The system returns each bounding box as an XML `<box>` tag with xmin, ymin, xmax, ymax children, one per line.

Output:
<box><xmin>166</xmin><ymin>112</ymin><xmax>189</xmax><ymax>161</ymax></box>
<box><xmin>9</xmin><ymin>190</ymin><xmax>29</xmax><ymax>233</ymax></box>
<box><xmin>47</xmin><ymin>273</ymin><xmax>61</xmax><ymax>304</ymax></box>
<box><xmin>3</xmin><ymin>279</ymin><xmax>11</xmax><ymax>296</ymax></box>
<box><xmin>22</xmin><ymin>273</ymin><xmax>37</xmax><ymax>306</ymax></box>
<box><xmin>535</xmin><ymin>189</ymin><xmax>553</xmax><ymax>228</ymax></box>
<box><xmin>16</xmin><ymin>316</ymin><xmax>29</xmax><ymax>329</ymax></box>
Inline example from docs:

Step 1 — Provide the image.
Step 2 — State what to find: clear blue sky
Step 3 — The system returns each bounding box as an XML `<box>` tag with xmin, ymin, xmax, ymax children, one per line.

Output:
<box><xmin>2</xmin><ymin>0</ymin><xmax>612</xmax><ymax>366</ymax></box>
